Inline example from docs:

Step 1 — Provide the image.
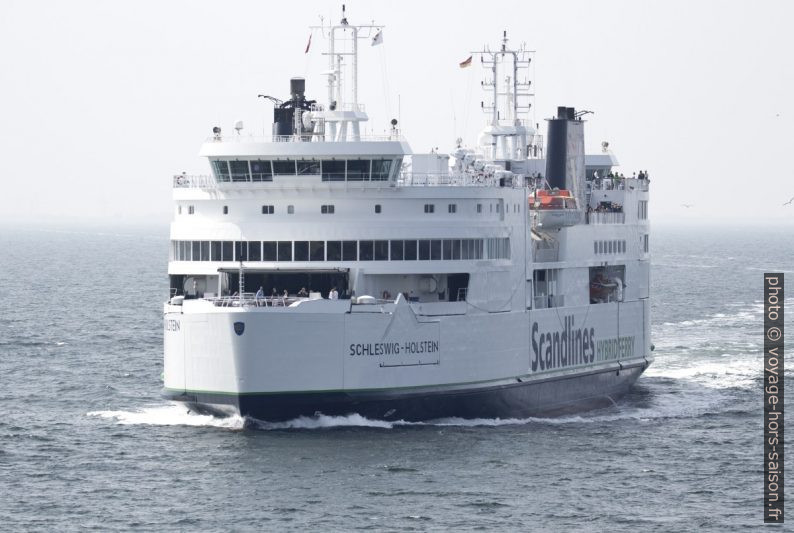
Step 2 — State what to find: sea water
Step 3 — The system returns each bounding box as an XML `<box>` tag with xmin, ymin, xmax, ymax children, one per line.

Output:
<box><xmin>0</xmin><ymin>225</ymin><xmax>791</xmax><ymax>531</ymax></box>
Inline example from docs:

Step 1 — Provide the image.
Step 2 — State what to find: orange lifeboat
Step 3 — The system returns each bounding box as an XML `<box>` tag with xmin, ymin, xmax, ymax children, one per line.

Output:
<box><xmin>529</xmin><ymin>189</ymin><xmax>582</xmax><ymax>227</ymax></box>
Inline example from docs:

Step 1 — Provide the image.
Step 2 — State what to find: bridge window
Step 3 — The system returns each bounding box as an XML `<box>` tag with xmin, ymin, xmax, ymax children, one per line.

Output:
<box><xmin>262</xmin><ymin>205</ymin><xmax>274</xmax><ymax>214</ymax></box>
<box><xmin>450</xmin><ymin>239</ymin><xmax>461</xmax><ymax>259</ymax></box>
<box><xmin>287</xmin><ymin>205</ymin><xmax>295</xmax><ymax>214</ymax></box>
<box><xmin>461</xmin><ymin>239</ymin><xmax>485</xmax><ymax>260</ymax></box>
<box><xmin>273</xmin><ymin>160</ymin><xmax>296</xmax><ymax>176</ymax></box>
<box><xmin>424</xmin><ymin>204</ymin><xmax>435</xmax><ymax>214</ymax></box>
<box><xmin>234</xmin><ymin>241</ymin><xmax>248</xmax><ymax>261</ymax></box>
<box><xmin>342</xmin><ymin>240</ymin><xmax>357</xmax><ymax>261</ymax></box>
<box><xmin>327</xmin><ymin>241</ymin><xmax>342</xmax><ymax>261</ymax></box>
<box><xmin>172</xmin><ymin>238</ymin><xmax>495</xmax><ymax>263</ymax></box>
<box><xmin>418</xmin><ymin>240</ymin><xmax>431</xmax><ymax>260</ymax></box>
<box><xmin>461</xmin><ymin>240</ymin><xmax>472</xmax><ymax>260</ymax></box>
<box><xmin>321</xmin><ymin>204</ymin><xmax>335</xmax><ymax>214</ymax></box>
<box><xmin>390</xmin><ymin>240</ymin><xmax>404</xmax><ymax>260</ymax></box>
<box><xmin>262</xmin><ymin>241</ymin><xmax>276</xmax><ymax>261</ymax></box>
<box><xmin>375</xmin><ymin>204</ymin><xmax>382</xmax><ymax>213</ymax></box>
<box><xmin>297</xmin><ymin>160</ymin><xmax>320</xmax><ymax>175</ymax></box>
<box><xmin>374</xmin><ymin>240</ymin><xmax>389</xmax><ymax>260</ymax></box>
<box><xmin>212</xmin><ymin>160</ymin><xmax>230</xmax><ymax>182</ymax></box>
<box><xmin>321</xmin><ymin>160</ymin><xmax>345</xmax><ymax>181</ymax></box>
<box><xmin>177</xmin><ymin>241</ymin><xmax>188</xmax><ymax>261</ymax></box>
<box><xmin>310</xmin><ymin>241</ymin><xmax>325</xmax><ymax>261</ymax></box>
<box><xmin>277</xmin><ymin>241</ymin><xmax>292</xmax><ymax>261</ymax></box>
<box><xmin>230</xmin><ymin>160</ymin><xmax>250</xmax><ymax>182</ymax></box>
<box><xmin>250</xmin><ymin>161</ymin><xmax>273</xmax><ymax>182</ymax></box>
<box><xmin>347</xmin><ymin>160</ymin><xmax>370</xmax><ymax>181</ymax></box>
<box><xmin>294</xmin><ymin>241</ymin><xmax>309</xmax><ymax>261</ymax></box>
<box><xmin>222</xmin><ymin>241</ymin><xmax>233</xmax><ymax>261</ymax></box>
<box><xmin>404</xmin><ymin>240</ymin><xmax>418</xmax><ymax>260</ymax></box>
<box><xmin>443</xmin><ymin>240</ymin><xmax>453</xmax><ymax>260</ymax></box>
<box><xmin>476</xmin><ymin>203</ymin><xmax>482</xmax><ymax>213</ymax></box>
<box><xmin>359</xmin><ymin>241</ymin><xmax>374</xmax><ymax>261</ymax></box>
<box><xmin>223</xmin><ymin>205</ymin><xmax>228</xmax><ymax>215</ymax></box>
<box><xmin>188</xmin><ymin>205</ymin><xmax>195</xmax><ymax>215</ymax></box>
<box><xmin>247</xmin><ymin>241</ymin><xmax>261</xmax><ymax>261</ymax></box>
<box><xmin>430</xmin><ymin>240</ymin><xmax>442</xmax><ymax>260</ymax></box>
<box><xmin>448</xmin><ymin>204</ymin><xmax>457</xmax><ymax>214</ymax></box>
<box><xmin>372</xmin><ymin>159</ymin><xmax>392</xmax><ymax>181</ymax></box>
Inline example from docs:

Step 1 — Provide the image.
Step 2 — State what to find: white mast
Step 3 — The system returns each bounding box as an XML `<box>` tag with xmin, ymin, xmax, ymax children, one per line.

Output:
<box><xmin>311</xmin><ymin>5</ymin><xmax>382</xmax><ymax>142</ymax></box>
<box><xmin>475</xmin><ymin>31</ymin><xmax>535</xmax><ymax>160</ymax></box>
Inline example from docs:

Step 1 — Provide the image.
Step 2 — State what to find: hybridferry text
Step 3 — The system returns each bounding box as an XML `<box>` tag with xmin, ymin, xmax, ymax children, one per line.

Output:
<box><xmin>531</xmin><ymin>316</ymin><xmax>635</xmax><ymax>372</ymax></box>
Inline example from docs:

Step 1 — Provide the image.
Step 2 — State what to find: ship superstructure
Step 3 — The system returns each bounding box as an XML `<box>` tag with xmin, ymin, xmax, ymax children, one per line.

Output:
<box><xmin>163</xmin><ymin>12</ymin><xmax>652</xmax><ymax>421</ymax></box>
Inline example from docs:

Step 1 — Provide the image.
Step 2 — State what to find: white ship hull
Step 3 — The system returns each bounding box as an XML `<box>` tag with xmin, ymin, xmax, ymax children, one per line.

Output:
<box><xmin>161</xmin><ymin>18</ymin><xmax>653</xmax><ymax>423</ymax></box>
<box><xmin>163</xmin><ymin>297</ymin><xmax>651</xmax><ymax>421</ymax></box>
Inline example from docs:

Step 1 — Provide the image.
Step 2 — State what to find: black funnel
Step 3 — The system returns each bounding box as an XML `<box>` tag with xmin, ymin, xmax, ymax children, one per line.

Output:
<box><xmin>290</xmin><ymin>78</ymin><xmax>306</xmax><ymax>101</ymax></box>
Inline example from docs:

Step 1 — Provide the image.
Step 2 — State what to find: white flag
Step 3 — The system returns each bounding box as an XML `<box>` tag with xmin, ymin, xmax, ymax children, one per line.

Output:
<box><xmin>371</xmin><ymin>30</ymin><xmax>383</xmax><ymax>46</ymax></box>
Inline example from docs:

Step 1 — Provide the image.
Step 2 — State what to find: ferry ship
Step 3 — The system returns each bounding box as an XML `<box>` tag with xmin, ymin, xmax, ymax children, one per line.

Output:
<box><xmin>163</xmin><ymin>12</ymin><xmax>652</xmax><ymax>421</ymax></box>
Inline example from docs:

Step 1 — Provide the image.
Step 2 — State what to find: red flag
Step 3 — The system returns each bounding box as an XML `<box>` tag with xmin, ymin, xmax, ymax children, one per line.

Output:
<box><xmin>459</xmin><ymin>55</ymin><xmax>473</xmax><ymax>68</ymax></box>
<box><xmin>305</xmin><ymin>33</ymin><xmax>312</xmax><ymax>54</ymax></box>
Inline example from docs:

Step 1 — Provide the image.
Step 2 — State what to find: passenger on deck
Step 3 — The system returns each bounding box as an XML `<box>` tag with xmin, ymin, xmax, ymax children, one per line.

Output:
<box><xmin>298</xmin><ymin>287</ymin><xmax>308</xmax><ymax>297</ymax></box>
<box><xmin>271</xmin><ymin>288</ymin><xmax>278</xmax><ymax>298</ymax></box>
<box><xmin>382</xmin><ymin>290</ymin><xmax>392</xmax><ymax>300</ymax></box>
<box><xmin>329</xmin><ymin>287</ymin><xmax>339</xmax><ymax>300</ymax></box>
<box><xmin>255</xmin><ymin>286</ymin><xmax>264</xmax><ymax>306</ymax></box>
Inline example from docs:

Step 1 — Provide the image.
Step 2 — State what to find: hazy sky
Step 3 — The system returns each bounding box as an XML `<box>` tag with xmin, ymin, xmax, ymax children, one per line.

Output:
<box><xmin>1</xmin><ymin>0</ymin><xmax>792</xmax><ymax>227</ymax></box>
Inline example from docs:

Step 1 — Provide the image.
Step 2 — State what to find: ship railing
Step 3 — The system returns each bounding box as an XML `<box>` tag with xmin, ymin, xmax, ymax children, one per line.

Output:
<box><xmin>204</xmin><ymin>132</ymin><xmax>401</xmax><ymax>143</ymax></box>
<box><xmin>308</xmin><ymin>102</ymin><xmax>366</xmax><ymax>113</ymax></box>
<box><xmin>398</xmin><ymin>173</ymin><xmax>498</xmax><ymax>187</ymax></box>
<box><xmin>173</xmin><ymin>174</ymin><xmax>215</xmax><ymax>188</ymax></box>
<box><xmin>203</xmin><ymin>294</ymin><xmax>307</xmax><ymax>308</ymax></box>
<box><xmin>587</xmin><ymin>211</ymin><xmax>626</xmax><ymax>224</ymax></box>
<box><xmin>588</xmin><ymin>177</ymin><xmax>649</xmax><ymax>192</ymax></box>
<box><xmin>533</xmin><ymin>245</ymin><xmax>559</xmax><ymax>262</ymax></box>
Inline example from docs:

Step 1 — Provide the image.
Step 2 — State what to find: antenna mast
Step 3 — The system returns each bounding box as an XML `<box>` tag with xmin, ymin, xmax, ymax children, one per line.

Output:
<box><xmin>309</xmin><ymin>5</ymin><xmax>383</xmax><ymax>141</ymax></box>
<box><xmin>473</xmin><ymin>31</ymin><xmax>536</xmax><ymax>160</ymax></box>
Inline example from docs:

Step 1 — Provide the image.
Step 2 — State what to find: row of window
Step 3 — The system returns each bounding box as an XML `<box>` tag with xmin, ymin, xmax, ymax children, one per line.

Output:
<box><xmin>211</xmin><ymin>159</ymin><xmax>396</xmax><ymax>183</ymax></box>
<box><xmin>171</xmin><ymin>238</ymin><xmax>511</xmax><ymax>262</ymax></box>
<box><xmin>178</xmin><ymin>202</ymin><xmax>497</xmax><ymax>216</ymax></box>
<box><xmin>594</xmin><ymin>240</ymin><xmax>626</xmax><ymax>254</ymax></box>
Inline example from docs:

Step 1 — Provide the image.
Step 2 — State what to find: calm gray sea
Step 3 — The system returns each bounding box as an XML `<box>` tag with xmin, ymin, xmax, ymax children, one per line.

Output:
<box><xmin>0</xmin><ymin>224</ymin><xmax>791</xmax><ymax>532</ymax></box>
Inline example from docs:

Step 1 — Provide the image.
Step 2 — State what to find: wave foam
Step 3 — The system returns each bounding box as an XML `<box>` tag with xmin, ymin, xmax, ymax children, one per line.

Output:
<box><xmin>646</xmin><ymin>357</ymin><xmax>760</xmax><ymax>389</ymax></box>
<box><xmin>250</xmin><ymin>413</ymin><xmax>395</xmax><ymax>430</ymax></box>
<box><xmin>88</xmin><ymin>403</ymin><xmax>245</xmax><ymax>429</ymax></box>
<box><xmin>87</xmin><ymin>395</ymin><xmax>732</xmax><ymax>431</ymax></box>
